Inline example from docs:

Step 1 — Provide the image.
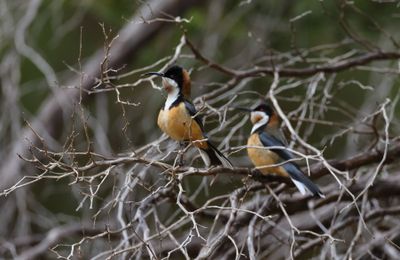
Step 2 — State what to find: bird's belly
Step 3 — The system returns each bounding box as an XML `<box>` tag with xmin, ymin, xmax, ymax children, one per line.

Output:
<box><xmin>158</xmin><ymin>104</ymin><xmax>206</xmax><ymax>148</ymax></box>
<box><xmin>247</xmin><ymin>134</ymin><xmax>287</xmax><ymax>176</ymax></box>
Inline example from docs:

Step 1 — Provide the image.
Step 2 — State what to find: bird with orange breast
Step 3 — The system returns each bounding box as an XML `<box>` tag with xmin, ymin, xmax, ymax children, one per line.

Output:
<box><xmin>146</xmin><ymin>65</ymin><xmax>232</xmax><ymax>167</ymax></box>
<box><xmin>236</xmin><ymin>102</ymin><xmax>324</xmax><ymax>197</ymax></box>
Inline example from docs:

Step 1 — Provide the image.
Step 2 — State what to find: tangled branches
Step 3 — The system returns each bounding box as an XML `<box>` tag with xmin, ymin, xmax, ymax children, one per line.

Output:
<box><xmin>1</xmin><ymin>0</ymin><xmax>400</xmax><ymax>259</ymax></box>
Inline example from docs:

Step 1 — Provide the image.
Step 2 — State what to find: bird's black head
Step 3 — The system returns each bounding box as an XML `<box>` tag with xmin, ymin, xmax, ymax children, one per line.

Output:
<box><xmin>250</xmin><ymin>102</ymin><xmax>279</xmax><ymax>131</ymax></box>
<box><xmin>231</xmin><ymin>101</ymin><xmax>277</xmax><ymax>132</ymax></box>
<box><xmin>163</xmin><ymin>65</ymin><xmax>184</xmax><ymax>89</ymax></box>
<box><xmin>253</xmin><ymin>103</ymin><xmax>274</xmax><ymax>117</ymax></box>
<box><xmin>145</xmin><ymin>65</ymin><xmax>191</xmax><ymax>97</ymax></box>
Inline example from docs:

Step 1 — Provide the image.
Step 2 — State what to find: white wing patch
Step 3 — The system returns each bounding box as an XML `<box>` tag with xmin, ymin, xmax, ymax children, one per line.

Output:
<box><xmin>291</xmin><ymin>179</ymin><xmax>307</xmax><ymax>195</ymax></box>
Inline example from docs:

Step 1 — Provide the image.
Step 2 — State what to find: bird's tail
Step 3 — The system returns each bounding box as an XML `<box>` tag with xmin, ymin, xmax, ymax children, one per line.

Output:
<box><xmin>198</xmin><ymin>141</ymin><xmax>233</xmax><ymax>168</ymax></box>
<box><xmin>283</xmin><ymin>163</ymin><xmax>325</xmax><ymax>198</ymax></box>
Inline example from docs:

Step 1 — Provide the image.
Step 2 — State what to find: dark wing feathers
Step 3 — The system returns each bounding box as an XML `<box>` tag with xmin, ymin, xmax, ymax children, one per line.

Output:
<box><xmin>258</xmin><ymin>130</ymin><xmax>324</xmax><ymax>198</ymax></box>
<box><xmin>283</xmin><ymin>163</ymin><xmax>324</xmax><ymax>197</ymax></box>
<box><xmin>184</xmin><ymin>100</ymin><xmax>205</xmax><ymax>132</ymax></box>
<box><xmin>184</xmin><ymin>99</ymin><xmax>232</xmax><ymax>167</ymax></box>
<box><xmin>258</xmin><ymin>131</ymin><xmax>294</xmax><ymax>162</ymax></box>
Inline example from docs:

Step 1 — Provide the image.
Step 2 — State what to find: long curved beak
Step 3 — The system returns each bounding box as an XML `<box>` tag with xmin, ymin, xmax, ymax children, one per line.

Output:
<box><xmin>144</xmin><ymin>72</ymin><xmax>164</xmax><ymax>77</ymax></box>
<box><xmin>231</xmin><ymin>106</ymin><xmax>252</xmax><ymax>112</ymax></box>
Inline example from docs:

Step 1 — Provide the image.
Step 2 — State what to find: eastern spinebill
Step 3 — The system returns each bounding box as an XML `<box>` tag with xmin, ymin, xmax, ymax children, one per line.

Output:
<box><xmin>146</xmin><ymin>65</ymin><xmax>232</xmax><ymax>167</ymax></box>
<box><xmin>236</xmin><ymin>103</ymin><xmax>324</xmax><ymax>198</ymax></box>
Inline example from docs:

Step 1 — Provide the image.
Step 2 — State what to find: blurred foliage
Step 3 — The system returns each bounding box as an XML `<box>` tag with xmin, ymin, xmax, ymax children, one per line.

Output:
<box><xmin>16</xmin><ymin>0</ymin><xmax>400</xmax><ymax>117</ymax></box>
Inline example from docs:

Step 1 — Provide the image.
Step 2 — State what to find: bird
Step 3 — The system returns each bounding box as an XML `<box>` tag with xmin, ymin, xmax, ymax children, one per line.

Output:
<box><xmin>145</xmin><ymin>65</ymin><xmax>232</xmax><ymax>167</ymax></box>
<box><xmin>235</xmin><ymin>102</ymin><xmax>324</xmax><ymax>198</ymax></box>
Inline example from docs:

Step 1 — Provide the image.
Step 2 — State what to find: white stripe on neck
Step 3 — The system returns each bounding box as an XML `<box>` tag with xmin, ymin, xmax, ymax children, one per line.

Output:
<box><xmin>164</xmin><ymin>87</ymin><xmax>180</xmax><ymax>110</ymax></box>
<box><xmin>251</xmin><ymin>112</ymin><xmax>269</xmax><ymax>134</ymax></box>
<box><xmin>163</xmin><ymin>77</ymin><xmax>180</xmax><ymax>110</ymax></box>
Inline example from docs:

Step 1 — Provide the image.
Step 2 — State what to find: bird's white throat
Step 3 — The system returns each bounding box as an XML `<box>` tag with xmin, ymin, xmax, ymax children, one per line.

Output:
<box><xmin>163</xmin><ymin>78</ymin><xmax>179</xmax><ymax>110</ymax></box>
<box><xmin>251</xmin><ymin>112</ymin><xmax>269</xmax><ymax>134</ymax></box>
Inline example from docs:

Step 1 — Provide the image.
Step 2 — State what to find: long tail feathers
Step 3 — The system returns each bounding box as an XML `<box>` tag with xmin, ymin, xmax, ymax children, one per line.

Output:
<box><xmin>283</xmin><ymin>163</ymin><xmax>325</xmax><ymax>198</ymax></box>
<box><xmin>198</xmin><ymin>141</ymin><xmax>233</xmax><ymax>168</ymax></box>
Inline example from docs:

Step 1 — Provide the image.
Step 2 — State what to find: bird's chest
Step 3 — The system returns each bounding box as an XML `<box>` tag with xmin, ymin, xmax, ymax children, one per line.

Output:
<box><xmin>247</xmin><ymin>133</ymin><xmax>280</xmax><ymax>174</ymax></box>
<box><xmin>157</xmin><ymin>104</ymin><xmax>195</xmax><ymax>141</ymax></box>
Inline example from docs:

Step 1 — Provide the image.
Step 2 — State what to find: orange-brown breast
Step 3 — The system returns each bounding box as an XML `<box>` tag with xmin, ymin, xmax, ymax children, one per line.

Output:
<box><xmin>158</xmin><ymin>102</ymin><xmax>208</xmax><ymax>149</ymax></box>
<box><xmin>247</xmin><ymin>133</ymin><xmax>288</xmax><ymax>176</ymax></box>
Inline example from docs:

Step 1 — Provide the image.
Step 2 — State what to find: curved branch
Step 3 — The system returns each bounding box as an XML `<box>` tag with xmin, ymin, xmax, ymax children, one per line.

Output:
<box><xmin>186</xmin><ymin>36</ymin><xmax>400</xmax><ymax>78</ymax></box>
<box><xmin>310</xmin><ymin>140</ymin><xmax>400</xmax><ymax>177</ymax></box>
<box><xmin>15</xmin><ymin>224</ymin><xmax>103</xmax><ymax>260</ymax></box>
<box><xmin>180</xmin><ymin>140</ymin><xmax>400</xmax><ymax>183</ymax></box>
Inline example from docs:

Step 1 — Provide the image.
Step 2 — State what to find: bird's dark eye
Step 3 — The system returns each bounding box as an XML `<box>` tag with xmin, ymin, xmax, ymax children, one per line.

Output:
<box><xmin>257</xmin><ymin>106</ymin><xmax>265</xmax><ymax>111</ymax></box>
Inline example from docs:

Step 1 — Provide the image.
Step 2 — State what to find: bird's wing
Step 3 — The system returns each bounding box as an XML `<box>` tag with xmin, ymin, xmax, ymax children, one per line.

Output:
<box><xmin>268</xmin><ymin>127</ymin><xmax>289</xmax><ymax>146</ymax></box>
<box><xmin>258</xmin><ymin>131</ymin><xmax>294</xmax><ymax>162</ymax></box>
<box><xmin>183</xmin><ymin>99</ymin><xmax>205</xmax><ymax>132</ymax></box>
<box><xmin>259</xmin><ymin>130</ymin><xmax>324</xmax><ymax>198</ymax></box>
